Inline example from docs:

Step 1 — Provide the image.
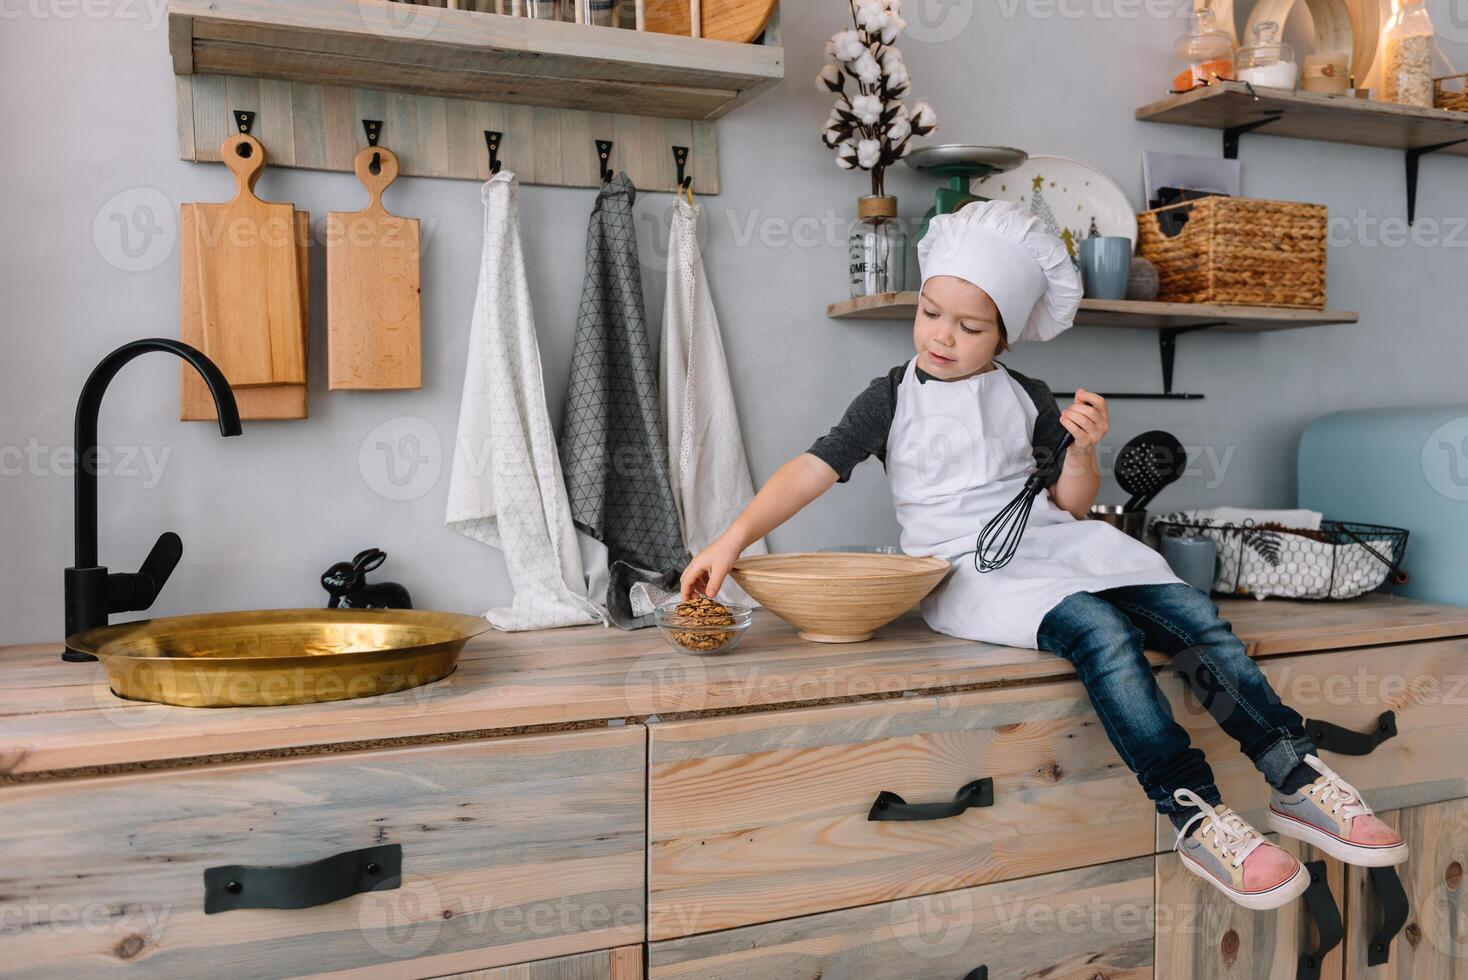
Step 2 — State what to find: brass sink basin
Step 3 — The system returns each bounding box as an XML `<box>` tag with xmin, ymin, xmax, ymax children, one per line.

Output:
<box><xmin>66</xmin><ymin>609</ymin><xmax>490</xmax><ymax>708</ymax></box>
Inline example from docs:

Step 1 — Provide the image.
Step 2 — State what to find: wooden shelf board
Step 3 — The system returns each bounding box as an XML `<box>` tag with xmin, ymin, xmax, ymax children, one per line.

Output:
<box><xmin>169</xmin><ymin>0</ymin><xmax>784</xmax><ymax>121</ymax></box>
<box><xmin>827</xmin><ymin>292</ymin><xmax>1359</xmax><ymax>332</ymax></box>
<box><xmin>1135</xmin><ymin>82</ymin><xmax>1468</xmax><ymax>156</ymax></box>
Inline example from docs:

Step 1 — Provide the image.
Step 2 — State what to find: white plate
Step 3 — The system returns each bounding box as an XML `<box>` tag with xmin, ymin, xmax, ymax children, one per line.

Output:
<box><xmin>973</xmin><ymin>155</ymin><xmax>1138</xmax><ymax>259</ymax></box>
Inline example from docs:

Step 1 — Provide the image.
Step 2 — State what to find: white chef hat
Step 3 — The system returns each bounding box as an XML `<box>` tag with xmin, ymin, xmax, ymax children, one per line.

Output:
<box><xmin>916</xmin><ymin>199</ymin><xmax>1082</xmax><ymax>344</ymax></box>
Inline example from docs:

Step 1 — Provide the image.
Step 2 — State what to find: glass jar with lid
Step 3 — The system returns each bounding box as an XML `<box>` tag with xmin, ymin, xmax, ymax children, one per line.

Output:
<box><xmin>1381</xmin><ymin>0</ymin><xmax>1436</xmax><ymax>107</ymax></box>
<box><xmin>848</xmin><ymin>197</ymin><xmax>908</xmax><ymax>298</ymax></box>
<box><xmin>1173</xmin><ymin>5</ymin><xmax>1236</xmax><ymax>93</ymax></box>
<box><xmin>1236</xmin><ymin>21</ymin><xmax>1297</xmax><ymax>89</ymax></box>
<box><xmin>549</xmin><ymin>0</ymin><xmax>620</xmax><ymax>24</ymax></box>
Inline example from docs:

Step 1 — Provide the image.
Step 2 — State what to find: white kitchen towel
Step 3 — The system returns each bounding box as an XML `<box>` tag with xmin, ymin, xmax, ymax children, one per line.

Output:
<box><xmin>658</xmin><ymin>196</ymin><xmax>766</xmax><ymax>606</ymax></box>
<box><xmin>446</xmin><ymin>171</ymin><xmax>607</xmax><ymax>631</ymax></box>
<box><xmin>1160</xmin><ymin>506</ymin><xmax>1324</xmax><ymax>530</ymax></box>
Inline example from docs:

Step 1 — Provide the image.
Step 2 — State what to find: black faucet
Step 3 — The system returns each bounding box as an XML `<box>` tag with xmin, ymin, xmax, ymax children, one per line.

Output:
<box><xmin>63</xmin><ymin>339</ymin><xmax>242</xmax><ymax>662</ymax></box>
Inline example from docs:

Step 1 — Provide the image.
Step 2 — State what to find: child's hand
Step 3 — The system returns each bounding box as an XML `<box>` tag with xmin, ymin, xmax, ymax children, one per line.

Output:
<box><xmin>681</xmin><ymin>534</ymin><xmax>745</xmax><ymax>600</ymax></box>
<box><xmin>1059</xmin><ymin>389</ymin><xmax>1108</xmax><ymax>450</ymax></box>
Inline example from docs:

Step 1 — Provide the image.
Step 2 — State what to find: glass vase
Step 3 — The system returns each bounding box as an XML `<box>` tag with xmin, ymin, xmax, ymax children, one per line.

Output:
<box><xmin>849</xmin><ymin>197</ymin><xmax>907</xmax><ymax>298</ymax></box>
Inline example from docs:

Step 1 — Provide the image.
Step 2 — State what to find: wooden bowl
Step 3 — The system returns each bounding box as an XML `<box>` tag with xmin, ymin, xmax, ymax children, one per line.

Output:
<box><xmin>730</xmin><ymin>553</ymin><xmax>951</xmax><ymax>643</ymax></box>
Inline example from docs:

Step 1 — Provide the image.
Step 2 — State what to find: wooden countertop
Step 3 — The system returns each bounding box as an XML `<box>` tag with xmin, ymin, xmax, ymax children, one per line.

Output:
<box><xmin>3</xmin><ymin>593</ymin><xmax>1466</xmax><ymax>778</ymax></box>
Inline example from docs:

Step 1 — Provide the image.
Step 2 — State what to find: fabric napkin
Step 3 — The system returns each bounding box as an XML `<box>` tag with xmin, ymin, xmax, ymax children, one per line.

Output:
<box><xmin>445</xmin><ymin>170</ymin><xmax>607</xmax><ymax>630</ymax></box>
<box><xmin>656</xmin><ymin>195</ymin><xmax>765</xmax><ymax>606</ymax></box>
<box><xmin>559</xmin><ymin>173</ymin><xmax>690</xmax><ymax>629</ymax></box>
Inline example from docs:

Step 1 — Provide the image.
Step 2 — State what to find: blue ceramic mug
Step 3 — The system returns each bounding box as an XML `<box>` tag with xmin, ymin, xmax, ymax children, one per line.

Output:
<box><xmin>1079</xmin><ymin>237</ymin><xmax>1133</xmax><ymax>301</ymax></box>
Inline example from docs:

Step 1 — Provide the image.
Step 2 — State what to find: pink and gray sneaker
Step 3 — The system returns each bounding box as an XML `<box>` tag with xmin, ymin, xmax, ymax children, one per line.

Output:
<box><xmin>1267</xmin><ymin>753</ymin><xmax>1409</xmax><ymax>867</ymax></box>
<box><xmin>1172</xmin><ymin>788</ymin><xmax>1312</xmax><ymax>910</ymax></box>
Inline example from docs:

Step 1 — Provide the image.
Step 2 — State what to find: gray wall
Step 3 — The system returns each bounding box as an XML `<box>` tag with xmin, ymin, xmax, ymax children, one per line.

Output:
<box><xmin>3</xmin><ymin>0</ymin><xmax>1466</xmax><ymax>643</ymax></box>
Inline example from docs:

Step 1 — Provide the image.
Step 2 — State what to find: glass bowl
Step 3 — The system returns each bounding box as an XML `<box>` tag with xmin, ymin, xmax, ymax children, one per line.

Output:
<box><xmin>655</xmin><ymin>596</ymin><xmax>753</xmax><ymax>656</ymax></box>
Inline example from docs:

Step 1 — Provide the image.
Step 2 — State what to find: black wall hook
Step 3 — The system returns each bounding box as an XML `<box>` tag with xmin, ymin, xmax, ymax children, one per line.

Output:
<box><xmin>672</xmin><ymin>145</ymin><xmax>691</xmax><ymax>190</ymax></box>
<box><xmin>485</xmin><ymin>130</ymin><xmax>502</xmax><ymax>175</ymax></box>
<box><xmin>597</xmin><ymin>139</ymin><xmax>614</xmax><ymax>183</ymax></box>
<box><xmin>233</xmin><ymin>110</ymin><xmax>257</xmax><ymax>136</ymax></box>
<box><xmin>362</xmin><ymin>119</ymin><xmax>383</xmax><ymax>173</ymax></box>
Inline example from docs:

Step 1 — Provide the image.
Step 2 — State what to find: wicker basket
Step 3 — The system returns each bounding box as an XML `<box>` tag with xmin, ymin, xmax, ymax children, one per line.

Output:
<box><xmin>1434</xmin><ymin>73</ymin><xmax>1468</xmax><ymax>112</ymax></box>
<box><xmin>1136</xmin><ymin>196</ymin><xmax>1327</xmax><ymax>308</ymax></box>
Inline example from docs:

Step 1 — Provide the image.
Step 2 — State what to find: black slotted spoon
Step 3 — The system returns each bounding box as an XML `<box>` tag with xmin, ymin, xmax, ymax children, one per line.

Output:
<box><xmin>1116</xmin><ymin>430</ymin><xmax>1188</xmax><ymax>512</ymax></box>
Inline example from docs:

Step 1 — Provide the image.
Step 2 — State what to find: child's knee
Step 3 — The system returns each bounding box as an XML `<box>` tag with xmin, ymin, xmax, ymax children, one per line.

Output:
<box><xmin>1040</xmin><ymin>595</ymin><xmax>1142</xmax><ymax>662</ymax></box>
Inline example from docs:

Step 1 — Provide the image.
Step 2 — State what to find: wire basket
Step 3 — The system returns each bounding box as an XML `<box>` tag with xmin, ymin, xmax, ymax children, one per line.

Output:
<box><xmin>1153</xmin><ymin>517</ymin><xmax>1410</xmax><ymax>600</ymax></box>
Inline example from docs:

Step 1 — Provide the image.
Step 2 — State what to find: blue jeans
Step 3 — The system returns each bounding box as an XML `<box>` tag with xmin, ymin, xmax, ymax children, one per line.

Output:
<box><xmin>1036</xmin><ymin>583</ymin><xmax>1316</xmax><ymax>829</ymax></box>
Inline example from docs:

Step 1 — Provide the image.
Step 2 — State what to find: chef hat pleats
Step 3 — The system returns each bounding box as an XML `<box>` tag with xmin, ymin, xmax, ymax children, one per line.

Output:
<box><xmin>916</xmin><ymin>200</ymin><xmax>1083</xmax><ymax>344</ymax></box>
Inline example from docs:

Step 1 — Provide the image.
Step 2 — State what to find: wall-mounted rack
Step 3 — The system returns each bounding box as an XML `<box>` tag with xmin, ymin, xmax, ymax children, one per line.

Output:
<box><xmin>1136</xmin><ymin>81</ymin><xmax>1468</xmax><ymax>225</ymax></box>
<box><xmin>828</xmin><ymin>293</ymin><xmax>1360</xmax><ymax>400</ymax></box>
<box><xmin>168</xmin><ymin>0</ymin><xmax>786</xmax><ymax>192</ymax></box>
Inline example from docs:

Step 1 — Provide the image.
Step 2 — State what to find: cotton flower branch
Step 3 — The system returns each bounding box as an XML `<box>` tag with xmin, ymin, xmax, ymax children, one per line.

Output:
<box><xmin>816</xmin><ymin>0</ymin><xmax>938</xmax><ymax>198</ymax></box>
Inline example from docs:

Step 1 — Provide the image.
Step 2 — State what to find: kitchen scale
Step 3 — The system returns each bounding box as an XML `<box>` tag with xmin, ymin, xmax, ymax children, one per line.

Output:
<box><xmin>906</xmin><ymin>144</ymin><xmax>1029</xmax><ymax>243</ymax></box>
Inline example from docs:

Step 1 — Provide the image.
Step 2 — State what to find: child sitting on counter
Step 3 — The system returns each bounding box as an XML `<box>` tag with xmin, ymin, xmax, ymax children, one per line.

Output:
<box><xmin>680</xmin><ymin>200</ymin><xmax>1406</xmax><ymax>910</ymax></box>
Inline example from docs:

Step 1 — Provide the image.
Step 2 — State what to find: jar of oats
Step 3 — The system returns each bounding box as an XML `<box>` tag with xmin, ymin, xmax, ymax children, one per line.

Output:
<box><xmin>1381</xmin><ymin>0</ymin><xmax>1436</xmax><ymax>108</ymax></box>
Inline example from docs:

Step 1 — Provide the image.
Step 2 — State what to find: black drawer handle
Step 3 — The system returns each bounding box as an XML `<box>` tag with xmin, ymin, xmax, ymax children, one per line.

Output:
<box><xmin>1366</xmin><ymin>865</ymin><xmax>1409</xmax><ymax>967</ymax></box>
<box><xmin>1305</xmin><ymin>711</ymin><xmax>1397</xmax><ymax>756</ymax></box>
<box><xmin>1296</xmin><ymin>860</ymin><xmax>1342</xmax><ymax>980</ymax></box>
<box><xmin>869</xmin><ymin>778</ymin><xmax>993</xmax><ymax>822</ymax></box>
<box><xmin>962</xmin><ymin>968</ymin><xmax>988</xmax><ymax>980</ymax></box>
<box><xmin>204</xmin><ymin>843</ymin><xmax>402</xmax><ymax>914</ymax></box>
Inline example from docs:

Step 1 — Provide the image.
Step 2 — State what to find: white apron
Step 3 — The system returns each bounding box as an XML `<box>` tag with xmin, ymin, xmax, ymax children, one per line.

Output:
<box><xmin>886</xmin><ymin>359</ymin><xmax>1185</xmax><ymax>649</ymax></box>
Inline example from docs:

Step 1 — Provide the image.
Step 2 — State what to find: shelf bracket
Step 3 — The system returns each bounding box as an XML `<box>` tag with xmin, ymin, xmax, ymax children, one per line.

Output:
<box><xmin>1223</xmin><ymin>110</ymin><xmax>1284</xmax><ymax>159</ymax></box>
<box><xmin>1160</xmin><ymin>323</ymin><xmax>1217</xmax><ymax>393</ymax></box>
<box><xmin>1405</xmin><ymin>138</ymin><xmax>1466</xmax><ymax>225</ymax></box>
<box><xmin>1047</xmin><ymin>321</ymin><xmax>1220</xmax><ymax>400</ymax></box>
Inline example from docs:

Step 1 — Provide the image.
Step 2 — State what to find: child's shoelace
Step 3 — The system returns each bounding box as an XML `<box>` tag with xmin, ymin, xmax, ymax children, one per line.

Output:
<box><xmin>1173</xmin><ymin>788</ymin><xmax>1266</xmax><ymax>869</ymax></box>
<box><xmin>1301</xmin><ymin>752</ymin><xmax>1371</xmax><ymax>821</ymax></box>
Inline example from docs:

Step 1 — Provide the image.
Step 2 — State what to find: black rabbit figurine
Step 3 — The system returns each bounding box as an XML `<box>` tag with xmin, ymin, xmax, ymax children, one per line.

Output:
<box><xmin>321</xmin><ymin>548</ymin><xmax>412</xmax><ymax>609</ymax></box>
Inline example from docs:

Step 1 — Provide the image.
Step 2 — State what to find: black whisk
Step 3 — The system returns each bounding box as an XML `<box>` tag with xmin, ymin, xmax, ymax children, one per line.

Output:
<box><xmin>975</xmin><ymin>432</ymin><xmax>1074</xmax><ymax>573</ymax></box>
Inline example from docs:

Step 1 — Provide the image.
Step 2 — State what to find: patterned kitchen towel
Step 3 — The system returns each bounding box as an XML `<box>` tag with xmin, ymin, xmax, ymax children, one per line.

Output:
<box><xmin>445</xmin><ymin>170</ymin><xmax>607</xmax><ymax>631</ymax></box>
<box><xmin>559</xmin><ymin>173</ymin><xmax>690</xmax><ymax>629</ymax></box>
<box><xmin>657</xmin><ymin>195</ymin><xmax>766</xmax><ymax>608</ymax></box>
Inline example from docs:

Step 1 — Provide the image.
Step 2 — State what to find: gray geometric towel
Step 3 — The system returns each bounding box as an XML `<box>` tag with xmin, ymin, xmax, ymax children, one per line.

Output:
<box><xmin>559</xmin><ymin>173</ymin><xmax>690</xmax><ymax>628</ymax></box>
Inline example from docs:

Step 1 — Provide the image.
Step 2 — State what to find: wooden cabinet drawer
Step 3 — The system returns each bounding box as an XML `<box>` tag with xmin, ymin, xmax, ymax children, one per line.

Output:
<box><xmin>648</xmin><ymin>855</ymin><xmax>1155</xmax><ymax>978</ymax></box>
<box><xmin>431</xmin><ymin>944</ymin><xmax>643</xmax><ymax>979</ymax></box>
<box><xmin>0</xmin><ymin>727</ymin><xmax>645</xmax><ymax>978</ymax></box>
<box><xmin>1154</xmin><ymin>639</ymin><xmax>1468</xmax><ymax>848</ymax></box>
<box><xmin>1344</xmin><ymin>796</ymin><xmax>1468</xmax><ymax>979</ymax></box>
<box><xmin>648</xmin><ymin>681</ymin><xmax>1156</xmax><ymax>939</ymax></box>
<box><xmin>1157</xmin><ymin>834</ymin><xmax>1345</xmax><ymax>979</ymax></box>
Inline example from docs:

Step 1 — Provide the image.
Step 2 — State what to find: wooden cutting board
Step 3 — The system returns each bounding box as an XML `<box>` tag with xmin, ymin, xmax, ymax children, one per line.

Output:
<box><xmin>186</xmin><ymin>132</ymin><xmax>306</xmax><ymax>387</ymax></box>
<box><xmin>182</xmin><ymin>208</ymin><xmax>309</xmax><ymax>421</ymax></box>
<box><xmin>644</xmin><ymin>0</ymin><xmax>777</xmax><ymax>42</ymax></box>
<box><xmin>326</xmin><ymin>144</ymin><xmax>422</xmax><ymax>390</ymax></box>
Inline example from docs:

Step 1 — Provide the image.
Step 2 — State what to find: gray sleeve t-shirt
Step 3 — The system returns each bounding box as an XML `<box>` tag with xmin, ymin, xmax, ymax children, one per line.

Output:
<box><xmin>807</xmin><ymin>359</ymin><xmax>1071</xmax><ymax>487</ymax></box>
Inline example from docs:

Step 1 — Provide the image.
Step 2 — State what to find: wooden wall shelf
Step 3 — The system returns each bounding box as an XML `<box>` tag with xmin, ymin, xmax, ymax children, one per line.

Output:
<box><xmin>1135</xmin><ymin>82</ymin><xmax>1468</xmax><ymax>157</ymax></box>
<box><xmin>167</xmin><ymin>0</ymin><xmax>786</xmax><ymax>191</ymax></box>
<box><xmin>828</xmin><ymin>292</ymin><xmax>1359</xmax><ymax>400</ymax></box>
<box><xmin>168</xmin><ymin>0</ymin><xmax>784</xmax><ymax>121</ymax></box>
<box><xmin>1136</xmin><ymin>82</ymin><xmax>1468</xmax><ymax>222</ymax></box>
<box><xmin>828</xmin><ymin>293</ymin><xmax>1360</xmax><ymax>331</ymax></box>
